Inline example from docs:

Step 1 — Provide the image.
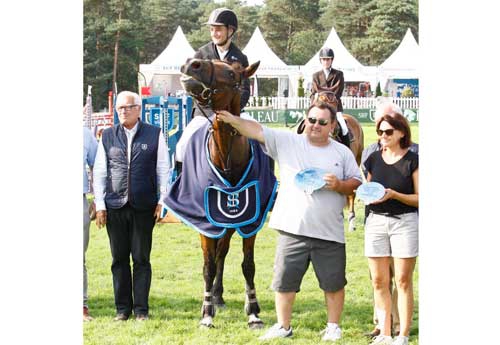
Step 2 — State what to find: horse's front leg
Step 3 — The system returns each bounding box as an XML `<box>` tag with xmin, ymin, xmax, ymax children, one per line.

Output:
<box><xmin>242</xmin><ymin>235</ymin><xmax>264</xmax><ymax>329</ymax></box>
<box><xmin>348</xmin><ymin>194</ymin><xmax>356</xmax><ymax>232</ymax></box>
<box><xmin>212</xmin><ymin>230</ymin><xmax>235</xmax><ymax>308</ymax></box>
<box><xmin>200</xmin><ymin>235</ymin><xmax>217</xmax><ymax>328</ymax></box>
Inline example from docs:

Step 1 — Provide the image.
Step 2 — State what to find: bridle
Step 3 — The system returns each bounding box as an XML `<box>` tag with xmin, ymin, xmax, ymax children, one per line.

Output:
<box><xmin>190</xmin><ymin>60</ymin><xmax>242</xmax><ymax>109</ymax></box>
<box><xmin>186</xmin><ymin>60</ymin><xmax>243</xmax><ymax>178</ymax></box>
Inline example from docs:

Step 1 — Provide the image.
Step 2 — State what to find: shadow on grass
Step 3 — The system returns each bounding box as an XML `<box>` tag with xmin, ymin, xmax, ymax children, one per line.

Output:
<box><xmin>87</xmin><ymin>293</ymin><xmax>418</xmax><ymax>338</ymax></box>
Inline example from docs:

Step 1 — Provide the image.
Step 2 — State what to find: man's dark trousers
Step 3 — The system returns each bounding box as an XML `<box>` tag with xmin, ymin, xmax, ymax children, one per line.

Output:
<box><xmin>106</xmin><ymin>203</ymin><xmax>155</xmax><ymax>316</ymax></box>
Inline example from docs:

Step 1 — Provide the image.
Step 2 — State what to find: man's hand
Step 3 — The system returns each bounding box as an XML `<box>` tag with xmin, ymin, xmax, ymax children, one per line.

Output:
<box><xmin>216</xmin><ymin>110</ymin><xmax>237</xmax><ymax>125</ymax></box>
<box><xmin>154</xmin><ymin>204</ymin><xmax>163</xmax><ymax>223</ymax></box>
<box><xmin>323</xmin><ymin>173</ymin><xmax>341</xmax><ymax>192</ymax></box>
<box><xmin>215</xmin><ymin>110</ymin><xmax>265</xmax><ymax>144</ymax></box>
<box><xmin>95</xmin><ymin>210</ymin><xmax>107</xmax><ymax>229</ymax></box>
<box><xmin>89</xmin><ymin>201</ymin><xmax>96</xmax><ymax>221</ymax></box>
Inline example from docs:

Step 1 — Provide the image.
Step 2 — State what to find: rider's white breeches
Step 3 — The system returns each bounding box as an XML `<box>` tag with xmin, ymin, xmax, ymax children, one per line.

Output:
<box><xmin>336</xmin><ymin>112</ymin><xmax>348</xmax><ymax>135</ymax></box>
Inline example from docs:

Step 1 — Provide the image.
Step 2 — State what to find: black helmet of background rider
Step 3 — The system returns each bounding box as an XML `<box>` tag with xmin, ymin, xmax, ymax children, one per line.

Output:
<box><xmin>319</xmin><ymin>47</ymin><xmax>334</xmax><ymax>59</ymax></box>
<box><xmin>206</xmin><ymin>8</ymin><xmax>238</xmax><ymax>45</ymax></box>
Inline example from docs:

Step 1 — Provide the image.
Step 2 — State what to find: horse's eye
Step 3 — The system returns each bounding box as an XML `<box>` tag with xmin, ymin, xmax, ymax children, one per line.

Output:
<box><xmin>229</xmin><ymin>72</ymin><xmax>234</xmax><ymax>78</ymax></box>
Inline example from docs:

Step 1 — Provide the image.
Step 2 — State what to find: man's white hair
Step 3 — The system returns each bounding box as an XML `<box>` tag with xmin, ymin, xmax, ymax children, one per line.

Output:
<box><xmin>374</xmin><ymin>98</ymin><xmax>402</xmax><ymax>120</ymax></box>
<box><xmin>116</xmin><ymin>91</ymin><xmax>141</xmax><ymax>106</ymax></box>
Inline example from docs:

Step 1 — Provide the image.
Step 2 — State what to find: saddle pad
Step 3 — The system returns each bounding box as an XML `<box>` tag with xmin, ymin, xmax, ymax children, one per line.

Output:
<box><xmin>204</xmin><ymin>181</ymin><xmax>260</xmax><ymax>228</ymax></box>
<box><xmin>162</xmin><ymin>121</ymin><xmax>277</xmax><ymax>239</ymax></box>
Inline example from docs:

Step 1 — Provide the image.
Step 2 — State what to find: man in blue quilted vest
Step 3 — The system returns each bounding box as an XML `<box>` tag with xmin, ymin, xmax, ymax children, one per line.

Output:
<box><xmin>93</xmin><ymin>91</ymin><xmax>170</xmax><ymax>321</ymax></box>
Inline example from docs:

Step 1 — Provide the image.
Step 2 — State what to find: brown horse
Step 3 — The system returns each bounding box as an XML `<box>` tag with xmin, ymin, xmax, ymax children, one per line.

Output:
<box><xmin>166</xmin><ymin>58</ymin><xmax>274</xmax><ymax>329</ymax></box>
<box><xmin>298</xmin><ymin>90</ymin><xmax>364</xmax><ymax>231</ymax></box>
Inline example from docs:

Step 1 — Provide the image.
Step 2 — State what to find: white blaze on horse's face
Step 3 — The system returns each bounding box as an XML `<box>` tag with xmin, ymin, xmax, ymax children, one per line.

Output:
<box><xmin>320</xmin><ymin>58</ymin><xmax>333</xmax><ymax>69</ymax></box>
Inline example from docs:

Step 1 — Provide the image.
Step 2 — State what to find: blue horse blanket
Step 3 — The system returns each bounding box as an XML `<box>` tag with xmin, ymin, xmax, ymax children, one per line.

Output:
<box><xmin>163</xmin><ymin>122</ymin><xmax>277</xmax><ymax>238</ymax></box>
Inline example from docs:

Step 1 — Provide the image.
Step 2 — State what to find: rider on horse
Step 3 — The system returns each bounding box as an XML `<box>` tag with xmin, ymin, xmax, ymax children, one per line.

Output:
<box><xmin>194</xmin><ymin>8</ymin><xmax>250</xmax><ymax>114</ymax></box>
<box><xmin>311</xmin><ymin>47</ymin><xmax>351</xmax><ymax>148</ymax></box>
<box><xmin>176</xmin><ymin>8</ymin><xmax>253</xmax><ymax>174</ymax></box>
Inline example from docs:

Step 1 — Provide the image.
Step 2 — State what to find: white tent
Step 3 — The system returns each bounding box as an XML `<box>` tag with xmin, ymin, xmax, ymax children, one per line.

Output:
<box><xmin>302</xmin><ymin>26</ymin><xmax>376</xmax><ymax>89</ymax></box>
<box><xmin>139</xmin><ymin>26</ymin><xmax>196</xmax><ymax>96</ymax></box>
<box><xmin>243</xmin><ymin>27</ymin><xmax>300</xmax><ymax>97</ymax></box>
<box><xmin>378</xmin><ymin>28</ymin><xmax>419</xmax><ymax>90</ymax></box>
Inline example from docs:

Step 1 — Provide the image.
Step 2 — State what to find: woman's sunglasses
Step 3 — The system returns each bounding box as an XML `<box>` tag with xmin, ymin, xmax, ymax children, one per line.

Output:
<box><xmin>307</xmin><ymin>117</ymin><xmax>330</xmax><ymax>126</ymax></box>
<box><xmin>376</xmin><ymin>128</ymin><xmax>395</xmax><ymax>136</ymax></box>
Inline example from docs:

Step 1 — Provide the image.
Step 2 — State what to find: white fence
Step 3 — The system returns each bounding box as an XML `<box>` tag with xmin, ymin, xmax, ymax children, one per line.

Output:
<box><xmin>247</xmin><ymin>96</ymin><xmax>419</xmax><ymax>110</ymax></box>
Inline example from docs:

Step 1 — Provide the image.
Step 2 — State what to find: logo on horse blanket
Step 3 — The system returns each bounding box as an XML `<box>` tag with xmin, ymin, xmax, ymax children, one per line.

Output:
<box><xmin>205</xmin><ymin>181</ymin><xmax>260</xmax><ymax>227</ymax></box>
<box><xmin>162</xmin><ymin>121</ymin><xmax>277</xmax><ymax>238</ymax></box>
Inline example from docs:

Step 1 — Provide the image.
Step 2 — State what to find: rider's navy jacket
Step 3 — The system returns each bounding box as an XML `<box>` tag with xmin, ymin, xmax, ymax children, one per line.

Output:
<box><xmin>194</xmin><ymin>42</ymin><xmax>251</xmax><ymax>110</ymax></box>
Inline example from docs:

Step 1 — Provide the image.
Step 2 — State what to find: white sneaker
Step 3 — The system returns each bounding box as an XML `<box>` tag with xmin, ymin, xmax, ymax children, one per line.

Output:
<box><xmin>259</xmin><ymin>323</ymin><xmax>293</xmax><ymax>340</ymax></box>
<box><xmin>369</xmin><ymin>335</ymin><xmax>393</xmax><ymax>345</ymax></box>
<box><xmin>392</xmin><ymin>336</ymin><xmax>409</xmax><ymax>345</ymax></box>
<box><xmin>320</xmin><ymin>324</ymin><xmax>342</xmax><ymax>341</ymax></box>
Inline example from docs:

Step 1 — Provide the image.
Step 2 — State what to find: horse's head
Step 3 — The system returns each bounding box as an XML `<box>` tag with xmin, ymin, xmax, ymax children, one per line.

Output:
<box><xmin>180</xmin><ymin>58</ymin><xmax>260</xmax><ymax>115</ymax></box>
<box><xmin>315</xmin><ymin>90</ymin><xmax>340</xmax><ymax>111</ymax></box>
<box><xmin>181</xmin><ymin>58</ymin><xmax>260</xmax><ymax>184</ymax></box>
<box><xmin>297</xmin><ymin>90</ymin><xmax>341</xmax><ymax>136</ymax></box>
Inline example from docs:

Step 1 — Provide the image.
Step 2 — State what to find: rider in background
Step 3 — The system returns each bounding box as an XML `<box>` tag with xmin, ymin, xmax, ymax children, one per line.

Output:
<box><xmin>310</xmin><ymin>47</ymin><xmax>351</xmax><ymax>148</ymax></box>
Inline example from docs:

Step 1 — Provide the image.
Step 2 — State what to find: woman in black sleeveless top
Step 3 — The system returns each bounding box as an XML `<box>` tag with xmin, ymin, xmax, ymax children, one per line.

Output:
<box><xmin>363</xmin><ymin>113</ymin><xmax>419</xmax><ymax>345</ymax></box>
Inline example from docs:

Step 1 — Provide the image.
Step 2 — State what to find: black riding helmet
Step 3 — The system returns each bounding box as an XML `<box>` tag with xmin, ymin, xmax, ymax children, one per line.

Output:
<box><xmin>319</xmin><ymin>47</ymin><xmax>334</xmax><ymax>59</ymax></box>
<box><xmin>206</xmin><ymin>8</ymin><xmax>238</xmax><ymax>32</ymax></box>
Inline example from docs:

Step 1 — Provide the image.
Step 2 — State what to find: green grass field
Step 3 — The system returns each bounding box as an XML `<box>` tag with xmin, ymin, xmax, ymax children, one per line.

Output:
<box><xmin>84</xmin><ymin>123</ymin><xmax>419</xmax><ymax>345</ymax></box>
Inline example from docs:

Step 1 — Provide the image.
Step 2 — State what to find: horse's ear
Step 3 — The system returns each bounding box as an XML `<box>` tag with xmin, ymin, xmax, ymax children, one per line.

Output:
<box><xmin>243</xmin><ymin>61</ymin><xmax>260</xmax><ymax>79</ymax></box>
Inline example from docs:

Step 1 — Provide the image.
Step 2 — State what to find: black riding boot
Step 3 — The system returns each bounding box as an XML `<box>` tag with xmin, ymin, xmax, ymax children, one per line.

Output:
<box><xmin>340</xmin><ymin>131</ymin><xmax>351</xmax><ymax>148</ymax></box>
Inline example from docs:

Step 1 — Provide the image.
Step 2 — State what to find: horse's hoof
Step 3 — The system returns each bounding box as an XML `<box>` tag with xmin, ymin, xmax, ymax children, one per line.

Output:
<box><xmin>248</xmin><ymin>314</ymin><xmax>264</xmax><ymax>329</ymax></box>
<box><xmin>199</xmin><ymin>323</ymin><xmax>215</xmax><ymax>329</ymax></box>
<box><xmin>248</xmin><ymin>320</ymin><xmax>264</xmax><ymax>330</ymax></box>
<box><xmin>199</xmin><ymin>316</ymin><xmax>214</xmax><ymax>328</ymax></box>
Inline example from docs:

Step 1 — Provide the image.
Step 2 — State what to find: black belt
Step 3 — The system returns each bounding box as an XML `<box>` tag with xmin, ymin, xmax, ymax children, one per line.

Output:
<box><xmin>369</xmin><ymin>211</ymin><xmax>401</xmax><ymax>219</ymax></box>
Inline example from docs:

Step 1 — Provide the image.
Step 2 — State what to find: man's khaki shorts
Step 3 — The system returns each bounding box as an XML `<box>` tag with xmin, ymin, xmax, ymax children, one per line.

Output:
<box><xmin>364</xmin><ymin>212</ymin><xmax>419</xmax><ymax>258</ymax></box>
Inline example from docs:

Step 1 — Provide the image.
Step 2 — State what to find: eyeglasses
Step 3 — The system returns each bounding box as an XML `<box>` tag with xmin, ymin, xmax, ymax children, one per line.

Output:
<box><xmin>117</xmin><ymin>104</ymin><xmax>139</xmax><ymax>112</ymax></box>
<box><xmin>307</xmin><ymin>117</ymin><xmax>329</xmax><ymax>126</ymax></box>
<box><xmin>376</xmin><ymin>128</ymin><xmax>395</xmax><ymax>136</ymax></box>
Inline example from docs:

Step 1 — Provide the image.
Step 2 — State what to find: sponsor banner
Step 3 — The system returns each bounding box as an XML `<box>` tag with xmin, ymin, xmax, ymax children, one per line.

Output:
<box><xmin>245</xmin><ymin>108</ymin><xmax>419</xmax><ymax>124</ymax></box>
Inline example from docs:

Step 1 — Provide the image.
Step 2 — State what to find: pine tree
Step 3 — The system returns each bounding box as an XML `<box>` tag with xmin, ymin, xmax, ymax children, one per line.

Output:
<box><xmin>84</xmin><ymin>0</ymin><xmax>144</xmax><ymax>110</ymax></box>
<box><xmin>260</xmin><ymin>0</ymin><xmax>321</xmax><ymax>64</ymax></box>
<box><xmin>353</xmin><ymin>0</ymin><xmax>418</xmax><ymax>65</ymax></box>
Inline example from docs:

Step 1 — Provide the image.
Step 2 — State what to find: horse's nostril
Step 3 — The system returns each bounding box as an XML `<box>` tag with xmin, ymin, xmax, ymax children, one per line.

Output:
<box><xmin>192</xmin><ymin>61</ymin><xmax>201</xmax><ymax>69</ymax></box>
